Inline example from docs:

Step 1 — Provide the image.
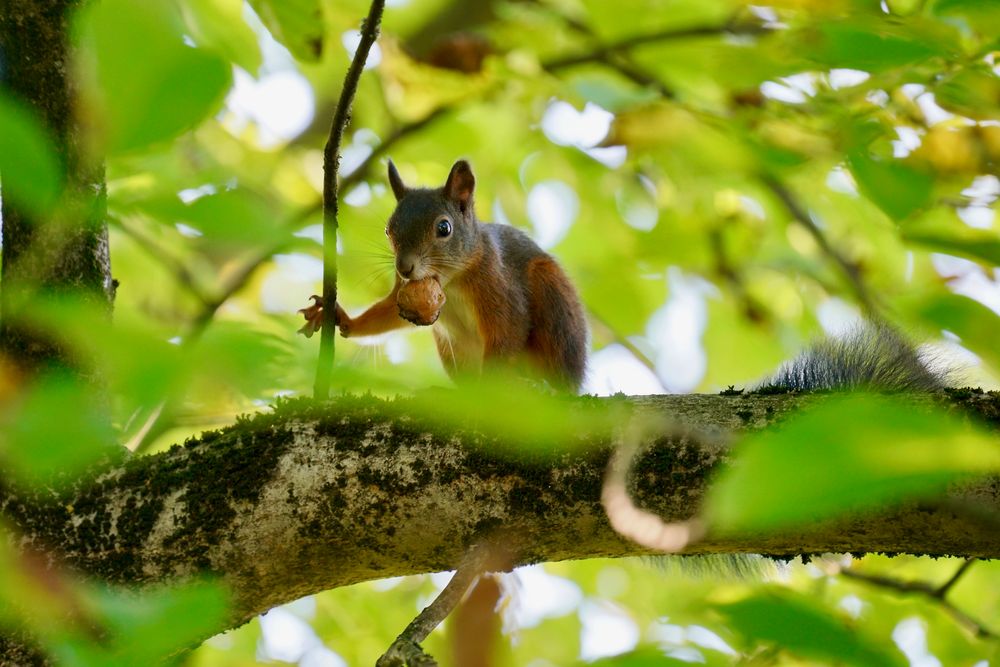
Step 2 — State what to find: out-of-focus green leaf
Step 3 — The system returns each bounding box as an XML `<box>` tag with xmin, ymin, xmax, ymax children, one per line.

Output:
<box><xmin>406</xmin><ymin>377</ymin><xmax>622</xmax><ymax>452</ymax></box>
<box><xmin>715</xmin><ymin>589</ymin><xmax>905</xmax><ymax>667</ymax></box>
<box><xmin>914</xmin><ymin>293</ymin><xmax>1000</xmax><ymax>374</ymax></box>
<box><xmin>847</xmin><ymin>154</ymin><xmax>934</xmax><ymax>221</ymax></box>
<box><xmin>50</xmin><ymin>581</ymin><xmax>228</xmax><ymax>666</ymax></box>
<box><xmin>193</xmin><ymin>322</ymin><xmax>292</xmax><ymax>400</ymax></box>
<box><xmin>706</xmin><ymin>395</ymin><xmax>1000</xmax><ymax>532</ymax></box>
<box><xmin>903</xmin><ymin>228</ymin><xmax>1000</xmax><ymax>266</ymax></box>
<box><xmin>0</xmin><ymin>95</ymin><xmax>62</xmax><ymax>217</ymax></box>
<box><xmin>179</xmin><ymin>0</ymin><xmax>263</xmax><ymax>75</ymax></box>
<box><xmin>248</xmin><ymin>0</ymin><xmax>323</xmax><ymax>62</ymax></box>
<box><xmin>0</xmin><ymin>374</ymin><xmax>119</xmax><ymax>485</ymax></box>
<box><xmin>801</xmin><ymin>22</ymin><xmax>949</xmax><ymax>72</ymax></box>
<box><xmin>932</xmin><ymin>0</ymin><xmax>1000</xmax><ymax>36</ymax></box>
<box><xmin>77</xmin><ymin>0</ymin><xmax>231</xmax><ymax>154</ymax></box>
<box><xmin>934</xmin><ymin>67</ymin><xmax>1000</xmax><ymax>120</ymax></box>
<box><xmin>584</xmin><ymin>646</ymin><xmax>728</xmax><ymax>666</ymax></box>
<box><xmin>137</xmin><ymin>188</ymin><xmax>290</xmax><ymax>251</ymax></box>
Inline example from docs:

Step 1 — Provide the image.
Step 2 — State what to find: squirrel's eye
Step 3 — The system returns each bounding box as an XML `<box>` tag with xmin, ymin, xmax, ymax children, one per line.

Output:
<box><xmin>436</xmin><ymin>218</ymin><xmax>452</xmax><ymax>238</ymax></box>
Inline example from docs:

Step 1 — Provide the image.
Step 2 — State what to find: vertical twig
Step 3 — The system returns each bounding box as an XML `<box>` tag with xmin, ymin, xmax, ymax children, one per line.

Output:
<box><xmin>314</xmin><ymin>0</ymin><xmax>387</xmax><ymax>400</ymax></box>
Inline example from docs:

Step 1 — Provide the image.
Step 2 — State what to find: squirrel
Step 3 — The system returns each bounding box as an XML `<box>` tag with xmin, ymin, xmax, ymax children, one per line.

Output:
<box><xmin>301</xmin><ymin>159</ymin><xmax>589</xmax><ymax>392</ymax></box>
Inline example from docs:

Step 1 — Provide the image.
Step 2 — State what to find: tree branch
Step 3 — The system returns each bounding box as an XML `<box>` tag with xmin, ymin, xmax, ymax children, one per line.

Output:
<box><xmin>840</xmin><ymin>559</ymin><xmax>994</xmax><ymax>639</ymax></box>
<box><xmin>3</xmin><ymin>391</ymin><xmax>999</xmax><ymax>644</ymax></box>
<box><xmin>543</xmin><ymin>18</ymin><xmax>771</xmax><ymax>71</ymax></box>
<box><xmin>762</xmin><ymin>175</ymin><xmax>877</xmax><ymax>314</ymax></box>
<box><xmin>314</xmin><ymin>0</ymin><xmax>387</xmax><ymax>400</ymax></box>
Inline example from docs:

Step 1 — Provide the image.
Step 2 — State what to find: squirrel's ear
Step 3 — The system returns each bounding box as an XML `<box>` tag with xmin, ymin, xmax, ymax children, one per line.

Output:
<box><xmin>387</xmin><ymin>160</ymin><xmax>408</xmax><ymax>201</ymax></box>
<box><xmin>444</xmin><ymin>159</ymin><xmax>475</xmax><ymax>212</ymax></box>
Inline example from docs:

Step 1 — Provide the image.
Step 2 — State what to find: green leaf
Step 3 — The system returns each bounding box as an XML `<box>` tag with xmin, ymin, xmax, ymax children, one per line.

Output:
<box><xmin>903</xmin><ymin>228</ymin><xmax>1000</xmax><ymax>266</ymax></box>
<box><xmin>179</xmin><ymin>0</ymin><xmax>263</xmax><ymax>75</ymax></box>
<box><xmin>139</xmin><ymin>188</ymin><xmax>289</xmax><ymax>251</ymax></box>
<box><xmin>914</xmin><ymin>293</ymin><xmax>1000</xmax><ymax>374</ymax></box>
<box><xmin>847</xmin><ymin>154</ymin><xmax>934</xmax><ymax>221</ymax></box>
<box><xmin>77</xmin><ymin>0</ymin><xmax>231</xmax><ymax>154</ymax></box>
<box><xmin>934</xmin><ymin>67</ymin><xmax>1000</xmax><ymax>120</ymax></box>
<box><xmin>716</xmin><ymin>589</ymin><xmax>905</xmax><ymax>667</ymax></box>
<box><xmin>0</xmin><ymin>94</ymin><xmax>62</xmax><ymax>217</ymax></box>
<box><xmin>932</xmin><ymin>0</ymin><xmax>1000</xmax><ymax>37</ymax></box>
<box><xmin>585</xmin><ymin>646</ymin><xmax>727</xmax><ymax>666</ymax></box>
<box><xmin>51</xmin><ymin>581</ymin><xmax>229</xmax><ymax>665</ymax></box>
<box><xmin>1</xmin><ymin>374</ymin><xmax>120</xmax><ymax>485</ymax></box>
<box><xmin>802</xmin><ymin>22</ymin><xmax>948</xmax><ymax>72</ymax></box>
<box><xmin>706</xmin><ymin>395</ymin><xmax>1000</xmax><ymax>532</ymax></box>
<box><xmin>248</xmin><ymin>0</ymin><xmax>324</xmax><ymax>62</ymax></box>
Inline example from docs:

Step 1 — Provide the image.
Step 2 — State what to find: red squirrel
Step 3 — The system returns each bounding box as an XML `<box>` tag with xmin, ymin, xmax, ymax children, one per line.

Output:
<box><xmin>303</xmin><ymin>160</ymin><xmax>588</xmax><ymax>391</ymax></box>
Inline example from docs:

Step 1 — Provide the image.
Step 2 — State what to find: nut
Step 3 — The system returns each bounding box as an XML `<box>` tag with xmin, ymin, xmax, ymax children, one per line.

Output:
<box><xmin>397</xmin><ymin>277</ymin><xmax>446</xmax><ymax>326</ymax></box>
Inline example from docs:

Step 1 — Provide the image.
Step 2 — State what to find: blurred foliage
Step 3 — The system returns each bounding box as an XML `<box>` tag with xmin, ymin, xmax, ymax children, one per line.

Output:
<box><xmin>1</xmin><ymin>0</ymin><xmax>1000</xmax><ymax>663</ymax></box>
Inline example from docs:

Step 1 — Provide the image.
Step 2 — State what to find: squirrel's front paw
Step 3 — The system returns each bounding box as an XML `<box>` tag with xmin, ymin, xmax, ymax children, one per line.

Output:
<box><xmin>298</xmin><ymin>296</ymin><xmax>351</xmax><ymax>338</ymax></box>
<box><xmin>336</xmin><ymin>304</ymin><xmax>351</xmax><ymax>338</ymax></box>
<box><xmin>297</xmin><ymin>295</ymin><xmax>323</xmax><ymax>338</ymax></box>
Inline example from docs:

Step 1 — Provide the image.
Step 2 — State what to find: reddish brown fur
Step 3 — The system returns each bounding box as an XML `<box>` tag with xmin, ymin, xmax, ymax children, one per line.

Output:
<box><xmin>334</xmin><ymin>279</ymin><xmax>408</xmax><ymax>338</ymax></box>
<box><xmin>326</xmin><ymin>160</ymin><xmax>588</xmax><ymax>392</ymax></box>
<box><xmin>524</xmin><ymin>256</ymin><xmax>587</xmax><ymax>389</ymax></box>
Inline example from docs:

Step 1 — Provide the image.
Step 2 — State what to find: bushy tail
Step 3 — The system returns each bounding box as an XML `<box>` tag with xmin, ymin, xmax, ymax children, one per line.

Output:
<box><xmin>755</xmin><ymin>323</ymin><xmax>946</xmax><ymax>393</ymax></box>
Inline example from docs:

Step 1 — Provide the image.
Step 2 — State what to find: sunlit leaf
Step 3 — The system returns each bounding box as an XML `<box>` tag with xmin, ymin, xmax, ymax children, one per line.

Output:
<box><xmin>914</xmin><ymin>293</ymin><xmax>1000</xmax><ymax>374</ymax></box>
<box><xmin>137</xmin><ymin>188</ymin><xmax>290</xmax><ymax>252</ymax></box>
<box><xmin>706</xmin><ymin>395</ymin><xmax>1000</xmax><ymax>532</ymax></box>
<box><xmin>179</xmin><ymin>0</ymin><xmax>263</xmax><ymax>75</ymax></box>
<box><xmin>903</xmin><ymin>228</ymin><xmax>1000</xmax><ymax>266</ymax></box>
<box><xmin>715</xmin><ymin>589</ymin><xmax>905</xmax><ymax>667</ymax></box>
<box><xmin>931</xmin><ymin>0</ymin><xmax>1000</xmax><ymax>36</ymax></box>
<box><xmin>585</xmin><ymin>646</ymin><xmax>728</xmax><ymax>666</ymax></box>
<box><xmin>77</xmin><ymin>0</ymin><xmax>231</xmax><ymax>154</ymax></box>
<box><xmin>0</xmin><ymin>94</ymin><xmax>63</xmax><ymax>217</ymax></box>
<box><xmin>847</xmin><ymin>154</ymin><xmax>934</xmax><ymax>221</ymax></box>
<box><xmin>0</xmin><ymin>374</ymin><xmax>119</xmax><ymax>485</ymax></box>
<box><xmin>801</xmin><ymin>21</ymin><xmax>950</xmax><ymax>71</ymax></box>
<box><xmin>248</xmin><ymin>0</ymin><xmax>323</xmax><ymax>62</ymax></box>
<box><xmin>50</xmin><ymin>581</ymin><xmax>228</xmax><ymax>665</ymax></box>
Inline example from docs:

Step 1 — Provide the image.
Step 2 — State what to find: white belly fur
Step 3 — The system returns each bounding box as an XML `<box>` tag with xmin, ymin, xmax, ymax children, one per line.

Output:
<box><xmin>433</xmin><ymin>283</ymin><xmax>483</xmax><ymax>374</ymax></box>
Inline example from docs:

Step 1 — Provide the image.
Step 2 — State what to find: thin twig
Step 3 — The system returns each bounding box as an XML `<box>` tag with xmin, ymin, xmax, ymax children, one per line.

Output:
<box><xmin>587</xmin><ymin>313</ymin><xmax>659</xmax><ymax>376</ymax></box>
<box><xmin>761</xmin><ymin>175</ymin><xmax>877</xmax><ymax>315</ymax></box>
<box><xmin>314</xmin><ymin>0</ymin><xmax>387</xmax><ymax>400</ymax></box>
<box><xmin>376</xmin><ymin>544</ymin><xmax>497</xmax><ymax>667</ymax></box>
<box><xmin>544</xmin><ymin>19</ymin><xmax>771</xmax><ymax>71</ymax></box>
<box><xmin>292</xmin><ymin>106</ymin><xmax>453</xmax><ymax>225</ymax></box>
<box><xmin>935</xmin><ymin>558</ymin><xmax>976</xmax><ymax>598</ymax></box>
<box><xmin>840</xmin><ymin>561</ymin><xmax>993</xmax><ymax>639</ymax></box>
<box><xmin>130</xmin><ymin>241</ymin><xmax>287</xmax><ymax>455</ymax></box>
<box><xmin>113</xmin><ymin>219</ymin><xmax>213</xmax><ymax>306</ymax></box>
<box><xmin>543</xmin><ymin>9</ymin><xmax>677</xmax><ymax>98</ymax></box>
<box><xmin>708</xmin><ymin>226</ymin><xmax>768</xmax><ymax>323</ymax></box>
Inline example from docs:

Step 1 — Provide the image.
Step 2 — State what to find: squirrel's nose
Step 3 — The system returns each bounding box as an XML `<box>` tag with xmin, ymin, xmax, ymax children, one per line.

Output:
<box><xmin>397</xmin><ymin>255</ymin><xmax>417</xmax><ymax>279</ymax></box>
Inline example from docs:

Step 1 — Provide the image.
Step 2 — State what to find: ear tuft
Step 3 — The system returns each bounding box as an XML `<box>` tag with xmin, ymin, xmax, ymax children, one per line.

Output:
<box><xmin>444</xmin><ymin>160</ymin><xmax>475</xmax><ymax>212</ymax></box>
<box><xmin>387</xmin><ymin>160</ymin><xmax>408</xmax><ymax>201</ymax></box>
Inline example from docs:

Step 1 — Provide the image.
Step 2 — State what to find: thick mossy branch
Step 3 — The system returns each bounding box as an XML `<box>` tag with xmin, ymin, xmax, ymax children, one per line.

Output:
<box><xmin>2</xmin><ymin>391</ymin><xmax>999</xmax><ymax>630</ymax></box>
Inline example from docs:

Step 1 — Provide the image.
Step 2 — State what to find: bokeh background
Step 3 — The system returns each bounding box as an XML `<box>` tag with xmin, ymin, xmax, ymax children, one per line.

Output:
<box><xmin>3</xmin><ymin>0</ymin><xmax>1000</xmax><ymax>664</ymax></box>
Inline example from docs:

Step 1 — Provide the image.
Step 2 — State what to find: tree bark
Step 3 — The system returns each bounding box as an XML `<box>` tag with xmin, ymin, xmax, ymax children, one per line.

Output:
<box><xmin>0</xmin><ymin>0</ymin><xmax>113</xmax><ymax>376</ymax></box>
<box><xmin>2</xmin><ymin>391</ymin><xmax>998</xmax><ymax>639</ymax></box>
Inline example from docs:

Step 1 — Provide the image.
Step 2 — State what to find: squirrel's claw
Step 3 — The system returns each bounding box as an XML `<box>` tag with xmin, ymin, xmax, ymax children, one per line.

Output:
<box><xmin>297</xmin><ymin>295</ymin><xmax>324</xmax><ymax>338</ymax></box>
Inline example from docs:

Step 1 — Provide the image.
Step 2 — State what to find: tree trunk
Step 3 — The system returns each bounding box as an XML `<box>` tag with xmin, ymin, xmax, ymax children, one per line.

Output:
<box><xmin>0</xmin><ymin>0</ymin><xmax>113</xmax><ymax>376</ymax></box>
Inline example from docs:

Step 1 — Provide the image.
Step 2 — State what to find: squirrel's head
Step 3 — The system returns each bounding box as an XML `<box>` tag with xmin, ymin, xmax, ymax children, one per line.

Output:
<box><xmin>384</xmin><ymin>159</ymin><xmax>478</xmax><ymax>283</ymax></box>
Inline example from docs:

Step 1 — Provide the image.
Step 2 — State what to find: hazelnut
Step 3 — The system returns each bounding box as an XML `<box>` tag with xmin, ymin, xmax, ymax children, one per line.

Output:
<box><xmin>397</xmin><ymin>277</ymin><xmax>446</xmax><ymax>326</ymax></box>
